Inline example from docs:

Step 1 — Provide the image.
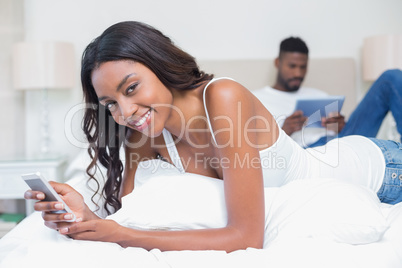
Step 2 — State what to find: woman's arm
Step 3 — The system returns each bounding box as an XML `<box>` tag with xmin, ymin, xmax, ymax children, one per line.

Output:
<box><xmin>62</xmin><ymin>220</ymin><xmax>252</xmax><ymax>251</ymax></box>
<box><xmin>202</xmin><ymin>79</ymin><xmax>266</xmax><ymax>249</ymax></box>
<box><xmin>62</xmin><ymin>80</ymin><xmax>267</xmax><ymax>252</ymax></box>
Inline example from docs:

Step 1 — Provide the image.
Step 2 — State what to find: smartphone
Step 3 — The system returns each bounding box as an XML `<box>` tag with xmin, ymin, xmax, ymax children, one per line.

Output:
<box><xmin>21</xmin><ymin>172</ymin><xmax>76</xmax><ymax>222</ymax></box>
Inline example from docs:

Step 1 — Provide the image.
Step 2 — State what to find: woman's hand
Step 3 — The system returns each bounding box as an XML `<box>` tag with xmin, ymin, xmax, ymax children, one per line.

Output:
<box><xmin>59</xmin><ymin>219</ymin><xmax>124</xmax><ymax>245</ymax></box>
<box><xmin>24</xmin><ymin>181</ymin><xmax>99</xmax><ymax>231</ymax></box>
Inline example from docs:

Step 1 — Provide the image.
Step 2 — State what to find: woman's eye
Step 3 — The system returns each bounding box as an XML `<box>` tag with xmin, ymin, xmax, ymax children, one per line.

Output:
<box><xmin>126</xmin><ymin>83</ymin><xmax>138</xmax><ymax>94</ymax></box>
<box><xmin>105</xmin><ymin>102</ymin><xmax>117</xmax><ymax>111</ymax></box>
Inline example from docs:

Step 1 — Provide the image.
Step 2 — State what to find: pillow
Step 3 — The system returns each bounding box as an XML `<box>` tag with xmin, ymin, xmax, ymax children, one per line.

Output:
<box><xmin>106</xmin><ymin>174</ymin><xmax>389</xmax><ymax>246</ymax></box>
<box><xmin>263</xmin><ymin>179</ymin><xmax>389</xmax><ymax>247</ymax></box>
<box><xmin>107</xmin><ymin>172</ymin><xmax>227</xmax><ymax>230</ymax></box>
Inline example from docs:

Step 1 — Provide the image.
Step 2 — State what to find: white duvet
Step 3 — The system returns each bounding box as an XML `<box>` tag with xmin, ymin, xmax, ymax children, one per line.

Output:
<box><xmin>1</xmin><ymin>171</ymin><xmax>402</xmax><ymax>268</ymax></box>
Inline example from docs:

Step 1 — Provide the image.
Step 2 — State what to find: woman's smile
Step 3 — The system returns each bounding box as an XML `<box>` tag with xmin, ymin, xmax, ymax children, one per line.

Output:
<box><xmin>127</xmin><ymin>109</ymin><xmax>152</xmax><ymax>131</ymax></box>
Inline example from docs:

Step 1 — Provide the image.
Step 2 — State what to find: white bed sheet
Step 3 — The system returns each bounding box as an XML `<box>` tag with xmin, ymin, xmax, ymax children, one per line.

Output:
<box><xmin>1</xmin><ymin>174</ymin><xmax>402</xmax><ymax>268</ymax></box>
<box><xmin>1</xmin><ymin>204</ymin><xmax>402</xmax><ymax>268</ymax></box>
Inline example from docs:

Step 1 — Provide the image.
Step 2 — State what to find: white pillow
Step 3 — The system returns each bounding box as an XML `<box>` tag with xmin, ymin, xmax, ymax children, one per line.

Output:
<box><xmin>106</xmin><ymin>174</ymin><xmax>389</xmax><ymax>246</ymax></box>
<box><xmin>263</xmin><ymin>179</ymin><xmax>389</xmax><ymax>247</ymax></box>
<box><xmin>108</xmin><ymin>172</ymin><xmax>227</xmax><ymax>230</ymax></box>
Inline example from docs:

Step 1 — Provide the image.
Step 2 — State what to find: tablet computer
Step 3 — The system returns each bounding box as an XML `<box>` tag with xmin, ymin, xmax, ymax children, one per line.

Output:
<box><xmin>294</xmin><ymin>95</ymin><xmax>345</xmax><ymax>128</ymax></box>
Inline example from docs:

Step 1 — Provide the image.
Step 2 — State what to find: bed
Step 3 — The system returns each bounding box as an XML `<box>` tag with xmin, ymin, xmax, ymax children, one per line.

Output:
<box><xmin>1</xmin><ymin>58</ymin><xmax>402</xmax><ymax>268</ymax></box>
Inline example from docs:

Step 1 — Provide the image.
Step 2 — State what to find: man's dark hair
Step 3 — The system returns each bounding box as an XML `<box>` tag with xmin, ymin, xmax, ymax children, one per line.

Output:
<box><xmin>279</xmin><ymin>37</ymin><xmax>309</xmax><ymax>56</ymax></box>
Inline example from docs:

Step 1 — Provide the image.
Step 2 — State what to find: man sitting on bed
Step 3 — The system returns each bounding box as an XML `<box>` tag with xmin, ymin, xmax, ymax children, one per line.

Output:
<box><xmin>252</xmin><ymin>36</ymin><xmax>402</xmax><ymax>147</ymax></box>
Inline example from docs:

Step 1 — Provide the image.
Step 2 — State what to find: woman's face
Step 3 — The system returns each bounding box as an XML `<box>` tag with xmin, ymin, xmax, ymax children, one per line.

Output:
<box><xmin>91</xmin><ymin>60</ymin><xmax>173</xmax><ymax>137</ymax></box>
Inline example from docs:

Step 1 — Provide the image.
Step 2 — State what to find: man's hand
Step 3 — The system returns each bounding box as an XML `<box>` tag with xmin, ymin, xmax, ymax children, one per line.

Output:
<box><xmin>321</xmin><ymin>113</ymin><xmax>345</xmax><ymax>133</ymax></box>
<box><xmin>282</xmin><ymin>110</ymin><xmax>307</xmax><ymax>135</ymax></box>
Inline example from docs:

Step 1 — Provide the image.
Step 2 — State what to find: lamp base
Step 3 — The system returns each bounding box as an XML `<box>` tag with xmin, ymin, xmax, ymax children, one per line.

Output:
<box><xmin>40</xmin><ymin>87</ymin><xmax>50</xmax><ymax>155</ymax></box>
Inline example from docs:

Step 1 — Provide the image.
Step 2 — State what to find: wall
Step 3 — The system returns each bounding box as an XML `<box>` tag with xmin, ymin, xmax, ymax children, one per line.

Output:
<box><xmin>0</xmin><ymin>0</ymin><xmax>24</xmax><ymax>158</ymax></box>
<box><xmin>1</xmin><ymin>0</ymin><xmax>402</xmax><ymax>162</ymax></box>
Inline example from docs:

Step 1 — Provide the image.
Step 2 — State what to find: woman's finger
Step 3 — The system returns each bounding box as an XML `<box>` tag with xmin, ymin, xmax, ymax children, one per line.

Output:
<box><xmin>34</xmin><ymin>201</ymin><xmax>65</xmax><ymax>212</ymax></box>
<box><xmin>42</xmin><ymin>211</ymin><xmax>76</xmax><ymax>222</ymax></box>
<box><xmin>60</xmin><ymin>220</ymin><xmax>99</xmax><ymax>236</ymax></box>
<box><xmin>24</xmin><ymin>190</ymin><xmax>45</xmax><ymax>200</ymax></box>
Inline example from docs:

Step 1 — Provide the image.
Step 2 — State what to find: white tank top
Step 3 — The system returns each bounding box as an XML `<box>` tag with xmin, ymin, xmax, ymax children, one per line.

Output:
<box><xmin>201</xmin><ymin>78</ymin><xmax>321</xmax><ymax>187</ymax></box>
<box><xmin>137</xmin><ymin>78</ymin><xmax>385</xmax><ymax>193</ymax></box>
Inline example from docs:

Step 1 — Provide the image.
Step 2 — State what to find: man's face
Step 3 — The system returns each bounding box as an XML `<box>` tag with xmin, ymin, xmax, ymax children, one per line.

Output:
<box><xmin>276</xmin><ymin>52</ymin><xmax>308</xmax><ymax>92</ymax></box>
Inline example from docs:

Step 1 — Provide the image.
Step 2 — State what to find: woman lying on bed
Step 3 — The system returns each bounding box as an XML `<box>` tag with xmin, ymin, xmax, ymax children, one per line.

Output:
<box><xmin>24</xmin><ymin>21</ymin><xmax>402</xmax><ymax>253</ymax></box>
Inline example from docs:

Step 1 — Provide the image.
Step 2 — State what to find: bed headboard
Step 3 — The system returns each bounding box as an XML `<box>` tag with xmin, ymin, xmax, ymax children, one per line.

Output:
<box><xmin>198</xmin><ymin>58</ymin><xmax>357</xmax><ymax>118</ymax></box>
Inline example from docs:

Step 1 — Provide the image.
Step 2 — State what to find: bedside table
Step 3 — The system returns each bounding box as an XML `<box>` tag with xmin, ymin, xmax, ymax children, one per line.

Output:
<box><xmin>0</xmin><ymin>155</ymin><xmax>68</xmax><ymax>215</ymax></box>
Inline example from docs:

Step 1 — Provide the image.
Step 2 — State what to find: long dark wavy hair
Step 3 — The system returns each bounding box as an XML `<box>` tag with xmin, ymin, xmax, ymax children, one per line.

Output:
<box><xmin>81</xmin><ymin>21</ymin><xmax>214</xmax><ymax>214</ymax></box>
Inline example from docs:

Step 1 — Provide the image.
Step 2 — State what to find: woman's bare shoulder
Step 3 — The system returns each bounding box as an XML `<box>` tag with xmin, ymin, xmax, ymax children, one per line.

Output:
<box><xmin>203</xmin><ymin>78</ymin><xmax>256</xmax><ymax>113</ymax></box>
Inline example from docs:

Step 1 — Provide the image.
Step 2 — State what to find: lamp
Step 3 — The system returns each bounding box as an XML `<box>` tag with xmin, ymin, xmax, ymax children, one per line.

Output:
<box><xmin>12</xmin><ymin>41</ymin><xmax>75</xmax><ymax>155</ymax></box>
<box><xmin>362</xmin><ymin>34</ymin><xmax>402</xmax><ymax>81</ymax></box>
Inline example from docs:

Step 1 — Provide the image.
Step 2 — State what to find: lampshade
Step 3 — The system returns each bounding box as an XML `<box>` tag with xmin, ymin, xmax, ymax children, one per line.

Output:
<box><xmin>12</xmin><ymin>41</ymin><xmax>76</xmax><ymax>155</ymax></box>
<box><xmin>12</xmin><ymin>41</ymin><xmax>76</xmax><ymax>90</ymax></box>
<box><xmin>362</xmin><ymin>35</ymin><xmax>402</xmax><ymax>81</ymax></box>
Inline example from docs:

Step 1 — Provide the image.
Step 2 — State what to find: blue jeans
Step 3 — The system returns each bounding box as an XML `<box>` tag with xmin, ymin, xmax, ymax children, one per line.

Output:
<box><xmin>369</xmin><ymin>138</ymin><xmax>402</xmax><ymax>205</ymax></box>
<box><xmin>308</xmin><ymin>69</ymin><xmax>402</xmax><ymax>147</ymax></box>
